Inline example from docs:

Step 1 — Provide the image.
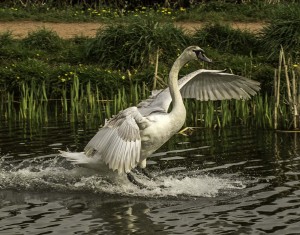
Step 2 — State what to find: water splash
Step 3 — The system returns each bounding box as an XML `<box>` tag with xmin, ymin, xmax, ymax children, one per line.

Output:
<box><xmin>0</xmin><ymin>156</ymin><xmax>245</xmax><ymax>198</ymax></box>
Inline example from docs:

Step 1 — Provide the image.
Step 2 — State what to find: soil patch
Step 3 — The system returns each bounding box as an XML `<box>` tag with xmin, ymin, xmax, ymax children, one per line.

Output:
<box><xmin>0</xmin><ymin>21</ymin><xmax>265</xmax><ymax>39</ymax></box>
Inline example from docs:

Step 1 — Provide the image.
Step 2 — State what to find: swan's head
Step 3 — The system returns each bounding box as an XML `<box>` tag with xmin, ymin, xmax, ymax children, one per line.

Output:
<box><xmin>183</xmin><ymin>46</ymin><xmax>212</xmax><ymax>63</ymax></box>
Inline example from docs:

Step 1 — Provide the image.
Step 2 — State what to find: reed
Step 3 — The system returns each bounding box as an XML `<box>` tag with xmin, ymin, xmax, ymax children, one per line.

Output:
<box><xmin>1</xmin><ymin>65</ymin><xmax>299</xmax><ymax>131</ymax></box>
<box><xmin>183</xmin><ymin>95</ymin><xmax>286</xmax><ymax>129</ymax></box>
<box><xmin>0</xmin><ymin>91</ymin><xmax>16</xmax><ymax>120</ymax></box>
<box><xmin>70</xmin><ymin>73</ymin><xmax>79</xmax><ymax>121</ymax></box>
<box><xmin>274</xmin><ymin>47</ymin><xmax>300</xmax><ymax>130</ymax></box>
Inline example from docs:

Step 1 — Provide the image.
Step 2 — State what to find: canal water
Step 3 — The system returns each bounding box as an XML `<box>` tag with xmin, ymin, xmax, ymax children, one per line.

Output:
<box><xmin>0</xmin><ymin>120</ymin><xmax>299</xmax><ymax>234</ymax></box>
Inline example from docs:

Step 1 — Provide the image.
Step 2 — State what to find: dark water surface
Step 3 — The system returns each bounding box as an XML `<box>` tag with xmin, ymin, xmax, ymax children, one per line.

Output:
<box><xmin>0</xmin><ymin>120</ymin><xmax>300</xmax><ymax>234</ymax></box>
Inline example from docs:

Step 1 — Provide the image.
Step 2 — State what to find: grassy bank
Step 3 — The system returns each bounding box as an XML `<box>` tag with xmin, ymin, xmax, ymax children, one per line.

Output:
<box><xmin>0</xmin><ymin>4</ymin><xmax>300</xmax><ymax>129</ymax></box>
<box><xmin>0</xmin><ymin>1</ymin><xmax>299</xmax><ymax>23</ymax></box>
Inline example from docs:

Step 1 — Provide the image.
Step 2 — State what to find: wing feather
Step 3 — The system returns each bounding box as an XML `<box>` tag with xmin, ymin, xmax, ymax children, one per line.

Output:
<box><xmin>137</xmin><ymin>69</ymin><xmax>260</xmax><ymax>115</ymax></box>
<box><xmin>84</xmin><ymin>107</ymin><xmax>143</xmax><ymax>174</ymax></box>
<box><xmin>181</xmin><ymin>70</ymin><xmax>260</xmax><ymax>101</ymax></box>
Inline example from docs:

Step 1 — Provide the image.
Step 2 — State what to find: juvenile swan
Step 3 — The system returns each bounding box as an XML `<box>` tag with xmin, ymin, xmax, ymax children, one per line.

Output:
<box><xmin>60</xmin><ymin>46</ymin><xmax>260</xmax><ymax>187</ymax></box>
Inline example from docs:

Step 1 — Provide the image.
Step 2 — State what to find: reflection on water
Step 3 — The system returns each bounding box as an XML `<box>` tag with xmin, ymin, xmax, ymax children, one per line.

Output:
<box><xmin>1</xmin><ymin>120</ymin><xmax>300</xmax><ymax>234</ymax></box>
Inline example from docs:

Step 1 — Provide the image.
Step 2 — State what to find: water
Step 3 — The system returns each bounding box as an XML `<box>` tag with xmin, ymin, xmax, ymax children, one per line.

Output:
<box><xmin>0</xmin><ymin>120</ymin><xmax>300</xmax><ymax>234</ymax></box>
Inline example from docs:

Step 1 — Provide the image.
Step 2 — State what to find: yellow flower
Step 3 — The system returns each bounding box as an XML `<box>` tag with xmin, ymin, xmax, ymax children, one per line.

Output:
<box><xmin>127</xmin><ymin>70</ymin><xmax>132</xmax><ymax>78</ymax></box>
<box><xmin>121</xmin><ymin>75</ymin><xmax>125</xmax><ymax>80</ymax></box>
<box><xmin>293</xmin><ymin>64</ymin><xmax>298</xmax><ymax>68</ymax></box>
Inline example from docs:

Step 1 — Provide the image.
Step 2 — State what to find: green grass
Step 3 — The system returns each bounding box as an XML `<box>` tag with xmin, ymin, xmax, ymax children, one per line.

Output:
<box><xmin>22</xmin><ymin>28</ymin><xmax>64</xmax><ymax>52</ymax></box>
<box><xmin>0</xmin><ymin>2</ymin><xmax>300</xmax><ymax>23</ymax></box>
<box><xmin>1</xmin><ymin>75</ymin><xmax>299</xmax><ymax>130</ymax></box>
<box><xmin>0</xmin><ymin>14</ymin><xmax>299</xmax><ymax>130</ymax></box>
<box><xmin>85</xmin><ymin>17</ymin><xmax>190</xmax><ymax>70</ymax></box>
<box><xmin>260</xmin><ymin>5</ymin><xmax>300</xmax><ymax>60</ymax></box>
<box><xmin>192</xmin><ymin>23</ymin><xmax>258</xmax><ymax>55</ymax></box>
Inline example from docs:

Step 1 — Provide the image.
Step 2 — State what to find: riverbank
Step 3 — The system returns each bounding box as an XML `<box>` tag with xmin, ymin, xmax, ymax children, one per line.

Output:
<box><xmin>0</xmin><ymin>21</ymin><xmax>265</xmax><ymax>39</ymax></box>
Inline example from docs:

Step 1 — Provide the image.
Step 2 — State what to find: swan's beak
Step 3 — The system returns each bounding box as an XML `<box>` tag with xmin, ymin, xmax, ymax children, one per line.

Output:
<box><xmin>198</xmin><ymin>51</ymin><xmax>212</xmax><ymax>63</ymax></box>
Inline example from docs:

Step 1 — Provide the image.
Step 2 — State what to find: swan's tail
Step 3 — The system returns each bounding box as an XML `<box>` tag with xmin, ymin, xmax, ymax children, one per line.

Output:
<box><xmin>59</xmin><ymin>150</ymin><xmax>117</xmax><ymax>175</ymax></box>
<box><xmin>59</xmin><ymin>150</ymin><xmax>90</xmax><ymax>165</ymax></box>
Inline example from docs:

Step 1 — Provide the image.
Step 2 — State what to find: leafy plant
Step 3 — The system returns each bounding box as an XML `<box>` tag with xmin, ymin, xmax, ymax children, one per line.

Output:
<box><xmin>192</xmin><ymin>23</ymin><xmax>258</xmax><ymax>55</ymax></box>
<box><xmin>260</xmin><ymin>5</ymin><xmax>300</xmax><ymax>59</ymax></box>
<box><xmin>22</xmin><ymin>28</ymin><xmax>64</xmax><ymax>52</ymax></box>
<box><xmin>0</xmin><ymin>32</ymin><xmax>14</xmax><ymax>47</ymax></box>
<box><xmin>85</xmin><ymin>16</ymin><xmax>190</xmax><ymax>70</ymax></box>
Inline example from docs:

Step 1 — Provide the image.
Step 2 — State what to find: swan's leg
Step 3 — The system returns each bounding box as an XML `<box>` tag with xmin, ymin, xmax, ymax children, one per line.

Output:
<box><xmin>136</xmin><ymin>159</ymin><xmax>154</xmax><ymax>179</ymax></box>
<box><xmin>127</xmin><ymin>173</ymin><xmax>146</xmax><ymax>189</ymax></box>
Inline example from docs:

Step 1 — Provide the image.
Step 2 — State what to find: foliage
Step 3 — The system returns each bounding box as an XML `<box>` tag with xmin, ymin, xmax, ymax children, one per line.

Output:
<box><xmin>0</xmin><ymin>1</ymin><xmax>300</xmax><ymax>23</ymax></box>
<box><xmin>260</xmin><ymin>5</ymin><xmax>300</xmax><ymax>59</ymax></box>
<box><xmin>1</xmin><ymin>16</ymin><xmax>299</xmax><ymax>129</ymax></box>
<box><xmin>0</xmin><ymin>32</ymin><xmax>14</xmax><ymax>47</ymax></box>
<box><xmin>192</xmin><ymin>23</ymin><xmax>258</xmax><ymax>55</ymax></box>
<box><xmin>22</xmin><ymin>28</ymin><xmax>64</xmax><ymax>52</ymax></box>
<box><xmin>85</xmin><ymin>17</ymin><xmax>190</xmax><ymax>69</ymax></box>
<box><xmin>0</xmin><ymin>32</ymin><xmax>24</xmax><ymax>60</ymax></box>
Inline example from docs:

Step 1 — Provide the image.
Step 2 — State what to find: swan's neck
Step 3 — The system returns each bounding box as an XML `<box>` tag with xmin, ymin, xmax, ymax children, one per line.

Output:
<box><xmin>168</xmin><ymin>56</ymin><xmax>188</xmax><ymax>120</ymax></box>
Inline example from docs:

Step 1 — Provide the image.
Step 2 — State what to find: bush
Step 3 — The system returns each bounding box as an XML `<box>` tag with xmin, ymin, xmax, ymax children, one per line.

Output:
<box><xmin>22</xmin><ymin>28</ymin><xmax>64</xmax><ymax>52</ymax></box>
<box><xmin>0</xmin><ymin>32</ymin><xmax>14</xmax><ymax>47</ymax></box>
<box><xmin>85</xmin><ymin>16</ymin><xmax>190</xmax><ymax>70</ymax></box>
<box><xmin>260</xmin><ymin>5</ymin><xmax>300</xmax><ymax>59</ymax></box>
<box><xmin>192</xmin><ymin>23</ymin><xmax>258</xmax><ymax>55</ymax></box>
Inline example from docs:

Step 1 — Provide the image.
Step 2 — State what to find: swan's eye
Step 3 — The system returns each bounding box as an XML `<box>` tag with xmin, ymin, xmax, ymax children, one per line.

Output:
<box><xmin>193</xmin><ymin>49</ymin><xmax>212</xmax><ymax>63</ymax></box>
<box><xmin>192</xmin><ymin>49</ymin><xmax>204</xmax><ymax>57</ymax></box>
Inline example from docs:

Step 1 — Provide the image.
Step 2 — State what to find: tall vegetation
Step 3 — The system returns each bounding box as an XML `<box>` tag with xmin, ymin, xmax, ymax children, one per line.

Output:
<box><xmin>1</xmin><ymin>4</ymin><xmax>300</xmax><ymax>130</ymax></box>
<box><xmin>1</xmin><ymin>1</ymin><xmax>299</xmax><ymax>22</ymax></box>
<box><xmin>260</xmin><ymin>5</ymin><xmax>300</xmax><ymax>60</ymax></box>
<box><xmin>2</xmin><ymin>0</ymin><xmax>298</xmax><ymax>9</ymax></box>
<box><xmin>85</xmin><ymin>17</ymin><xmax>189</xmax><ymax>70</ymax></box>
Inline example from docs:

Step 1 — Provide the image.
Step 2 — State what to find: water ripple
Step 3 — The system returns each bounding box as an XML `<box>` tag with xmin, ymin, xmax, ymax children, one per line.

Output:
<box><xmin>1</xmin><ymin>123</ymin><xmax>300</xmax><ymax>234</ymax></box>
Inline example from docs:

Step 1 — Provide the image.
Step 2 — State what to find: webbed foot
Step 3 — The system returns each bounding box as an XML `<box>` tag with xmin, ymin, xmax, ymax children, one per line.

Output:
<box><xmin>140</xmin><ymin>168</ymin><xmax>154</xmax><ymax>180</ymax></box>
<box><xmin>127</xmin><ymin>173</ymin><xmax>147</xmax><ymax>189</ymax></box>
<box><xmin>132</xmin><ymin>167</ymin><xmax>154</xmax><ymax>180</ymax></box>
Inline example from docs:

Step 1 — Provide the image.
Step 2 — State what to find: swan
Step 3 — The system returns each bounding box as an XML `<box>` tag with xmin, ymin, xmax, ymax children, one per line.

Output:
<box><xmin>60</xmin><ymin>46</ymin><xmax>260</xmax><ymax>187</ymax></box>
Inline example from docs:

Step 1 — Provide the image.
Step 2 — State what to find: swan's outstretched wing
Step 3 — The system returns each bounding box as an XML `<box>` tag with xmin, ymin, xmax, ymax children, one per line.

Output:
<box><xmin>180</xmin><ymin>69</ymin><xmax>260</xmax><ymax>101</ymax></box>
<box><xmin>84</xmin><ymin>107</ymin><xmax>148</xmax><ymax>174</ymax></box>
<box><xmin>137</xmin><ymin>69</ymin><xmax>260</xmax><ymax>116</ymax></box>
